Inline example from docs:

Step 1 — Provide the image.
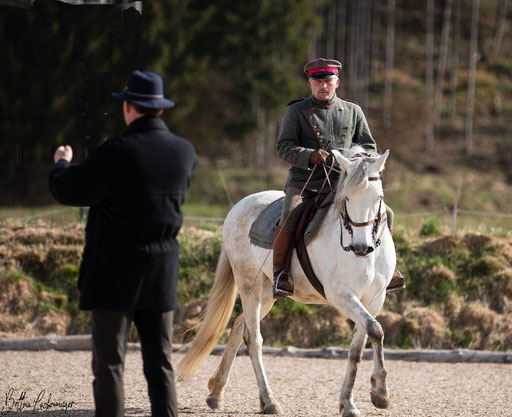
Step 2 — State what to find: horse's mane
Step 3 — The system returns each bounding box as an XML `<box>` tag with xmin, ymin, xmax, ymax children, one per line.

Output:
<box><xmin>334</xmin><ymin>145</ymin><xmax>381</xmax><ymax>209</ymax></box>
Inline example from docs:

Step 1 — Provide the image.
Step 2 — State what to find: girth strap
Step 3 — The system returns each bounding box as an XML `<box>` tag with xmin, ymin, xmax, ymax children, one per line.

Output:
<box><xmin>296</xmin><ymin>234</ymin><xmax>326</xmax><ymax>299</ymax></box>
<box><xmin>294</xmin><ymin>197</ymin><xmax>327</xmax><ymax>299</ymax></box>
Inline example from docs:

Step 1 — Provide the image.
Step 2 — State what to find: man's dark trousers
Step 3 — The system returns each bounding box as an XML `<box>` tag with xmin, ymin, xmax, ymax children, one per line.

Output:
<box><xmin>91</xmin><ymin>309</ymin><xmax>177</xmax><ymax>417</ymax></box>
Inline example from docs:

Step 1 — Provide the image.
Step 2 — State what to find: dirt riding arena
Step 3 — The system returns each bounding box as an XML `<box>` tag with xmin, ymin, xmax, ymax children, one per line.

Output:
<box><xmin>1</xmin><ymin>350</ymin><xmax>511</xmax><ymax>417</ymax></box>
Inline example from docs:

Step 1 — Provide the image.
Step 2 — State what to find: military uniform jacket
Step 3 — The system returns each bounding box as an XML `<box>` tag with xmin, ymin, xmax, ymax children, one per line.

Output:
<box><xmin>49</xmin><ymin>116</ymin><xmax>197</xmax><ymax>311</ymax></box>
<box><xmin>277</xmin><ymin>94</ymin><xmax>376</xmax><ymax>192</ymax></box>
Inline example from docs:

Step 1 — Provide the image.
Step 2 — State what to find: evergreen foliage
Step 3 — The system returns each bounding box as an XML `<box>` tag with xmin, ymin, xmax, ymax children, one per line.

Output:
<box><xmin>0</xmin><ymin>0</ymin><xmax>322</xmax><ymax>204</ymax></box>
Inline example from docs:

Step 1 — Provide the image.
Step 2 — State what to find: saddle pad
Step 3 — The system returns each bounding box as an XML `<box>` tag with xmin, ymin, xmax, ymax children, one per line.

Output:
<box><xmin>248</xmin><ymin>192</ymin><xmax>335</xmax><ymax>249</ymax></box>
<box><xmin>249</xmin><ymin>196</ymin><xmax>284</xmax><ymax>249</ymax></box>
<box><xmin>304</xmin><ymin>191</ymin><xmax>334</xmax><ymax>245</ymax></box>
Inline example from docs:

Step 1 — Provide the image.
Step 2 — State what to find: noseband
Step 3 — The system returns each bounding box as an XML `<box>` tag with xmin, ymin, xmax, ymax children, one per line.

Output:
<box><xmin>340</xmin><ymin>174</ymin><xmax>387</xmax><ymax>253</ymax></box>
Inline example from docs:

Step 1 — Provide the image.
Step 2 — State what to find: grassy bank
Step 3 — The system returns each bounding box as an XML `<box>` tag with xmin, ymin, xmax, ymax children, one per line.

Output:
<box><xmin>1</xmin><ymin>219</ymin><xmax>511</xmax><ymax>351</ymax></box>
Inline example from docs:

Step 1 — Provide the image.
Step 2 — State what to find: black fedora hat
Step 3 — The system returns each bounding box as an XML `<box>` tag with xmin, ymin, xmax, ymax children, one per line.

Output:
<box><xmin>112</xmin><ymin>70</ymin><xmax>175</xmax><ymax>109</ymax></box>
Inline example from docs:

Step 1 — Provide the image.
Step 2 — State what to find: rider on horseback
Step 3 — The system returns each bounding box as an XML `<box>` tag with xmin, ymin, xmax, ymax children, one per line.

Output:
<box><xmin>273</xmin><ymin>58</ymin><xmax>405</xmax><ymax>298</ymax></box>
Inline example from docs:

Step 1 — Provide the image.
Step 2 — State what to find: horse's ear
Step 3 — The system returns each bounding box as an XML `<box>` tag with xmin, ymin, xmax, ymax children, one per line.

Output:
<box><xmin>332</xmin><ymin>149</ymin><xmax>352</xmax><ymax>173</ymax></box>
<box><xmin>369</xmin><ymin>149</ymin><xmax>390</xmax><ymax>174</ymax></box>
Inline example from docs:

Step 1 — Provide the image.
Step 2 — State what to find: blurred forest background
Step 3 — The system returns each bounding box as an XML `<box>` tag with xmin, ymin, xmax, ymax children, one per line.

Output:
<box><xmin>1</xmin><ymin>0</ymin><xmax>512</xmax><ymax>348</ymax></box>
<box><xmin>0</xmin><ymin>0</ymin><xmax>510</xmax><ymax>224</ymax></box>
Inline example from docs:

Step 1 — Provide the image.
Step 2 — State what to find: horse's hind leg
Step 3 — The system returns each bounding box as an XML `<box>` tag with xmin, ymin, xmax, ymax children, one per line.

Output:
<box><xmin>206</xmin><ymin>314</ymin><xmax>245</xmax><ymax>409</ymax></box>
<box><xmin>207</xmin><ymin>277</ymin><xmax>276</xmax><ymax>412</ymax></box>
<box><xmin>239</xmin><ymin>277</ymin><xmax>282</xmax><ymax>414</ymax></box>
<box><xmin>339</xmin><ymin>326</ymin><xmax>367</xmax><ymax>417</ymax></box>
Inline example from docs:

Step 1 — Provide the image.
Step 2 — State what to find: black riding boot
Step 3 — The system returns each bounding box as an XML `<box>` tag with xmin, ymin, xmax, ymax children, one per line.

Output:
<box><xmin>386</xmin><ymin>227</ymin><xmax>406</xmax><ymax>294</ymax></box>
<box><xmin>272</xmin><ymin>225</ymin><xmax>295</xmax><ymax>298</ymax></box>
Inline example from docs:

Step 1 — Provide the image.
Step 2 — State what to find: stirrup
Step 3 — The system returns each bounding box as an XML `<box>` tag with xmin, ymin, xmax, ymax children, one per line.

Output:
<box><xmin>386</xmin><ymin>270</ymin><xmax>406</xmax><ymax>294</ymax></box>
<box><xmin>273</xmin><ymin>271</ymin><xmax>293</xmax><ymax>299</ymax></box>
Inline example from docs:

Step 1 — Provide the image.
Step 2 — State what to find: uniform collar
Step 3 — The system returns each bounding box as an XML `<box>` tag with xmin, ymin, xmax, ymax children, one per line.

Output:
<box><xmin>311</xmin><ymin>93</ymin><xmax>337</xmax><ymax>109</ymax></box>
<box><xmin>124</xmin><ymin>115</ymin><xmax>168</xmax><ymax>134</ymax></box>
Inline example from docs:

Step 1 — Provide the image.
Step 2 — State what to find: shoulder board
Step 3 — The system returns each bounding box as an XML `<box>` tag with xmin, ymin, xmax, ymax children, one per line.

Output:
<box><xmin>287</xmin><ymin>97</ymin><xmax>305</xmax><ymax>107</ymax></box>
<box><xmin>340</xmin><ymin>97</ymin><xmax>359</xmax><ymax>105</ymax></box>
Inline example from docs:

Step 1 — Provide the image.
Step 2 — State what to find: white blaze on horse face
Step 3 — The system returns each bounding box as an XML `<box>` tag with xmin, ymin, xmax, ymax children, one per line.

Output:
<box><xmin>346</xmin><ymin>185</ymin><xmax>382</xmax><ymax>254</ymax></box>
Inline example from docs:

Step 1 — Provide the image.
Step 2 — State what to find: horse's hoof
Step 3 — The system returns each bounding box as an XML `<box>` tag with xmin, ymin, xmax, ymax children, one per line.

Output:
<box><xmin>340</xmin><ymin>406</ymin><xmax>361</xmax><ymax>417</ymax></box>
<box><xmin>206</xmin><ymin>396</ymin><xmax>223</xmax><ymax>410</ymax></box>
<box><xmin>371</xmin><ymin>391</ymin><xmax>390</xmax><ymax>409</ymax></box>
<box><xmin>262</xmin><ymin>404</ymin><xmax>282</xmax><ymax>414</ymax></box>
<box><xmin>261</xmin><ymin>400</ymin><xmax>282</xmax><ymax>415</ymax></box>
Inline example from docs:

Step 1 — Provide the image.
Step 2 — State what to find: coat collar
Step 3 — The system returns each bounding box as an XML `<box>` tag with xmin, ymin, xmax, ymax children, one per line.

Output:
<box><xmin>310</xmin><ymin>94</ymin><xmax>337</xmax><ymax>109</ymax></box>
<box><xmin>124</xmin><ymin>115</ymin><xmax>169</xmax><ymax>134</ymax></box>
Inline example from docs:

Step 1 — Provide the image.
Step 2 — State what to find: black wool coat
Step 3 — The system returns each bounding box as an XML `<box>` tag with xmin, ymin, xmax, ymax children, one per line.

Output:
<box><xmin>49</xmin><ymin>116</ymin><xmax>197</xmax><ymax>311</ymax></box>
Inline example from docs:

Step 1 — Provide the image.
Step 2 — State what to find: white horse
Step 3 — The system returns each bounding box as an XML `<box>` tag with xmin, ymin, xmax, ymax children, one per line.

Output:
<box><xmin>177</xmin><ymin>147</ymin><xmax>396</xmax><ymax>417</ymax></box>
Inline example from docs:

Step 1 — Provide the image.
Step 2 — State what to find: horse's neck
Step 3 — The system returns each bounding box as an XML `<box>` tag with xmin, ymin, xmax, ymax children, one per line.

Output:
<box><xmin>316</xmin><ymin>203</ymin><xmax>342</xmax><ymax>246</ymax></box>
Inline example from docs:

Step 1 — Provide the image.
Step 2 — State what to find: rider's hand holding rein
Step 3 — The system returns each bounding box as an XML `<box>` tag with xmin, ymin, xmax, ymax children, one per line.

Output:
<box><xmin>309</xmin><ymin>149</ymin><xmax>329</xmax><ymax>165</ymax></box>
<box><xmin>54</xmin><ymin>145</ymin><xmax>73</xmax><ymax>163</ymax></box>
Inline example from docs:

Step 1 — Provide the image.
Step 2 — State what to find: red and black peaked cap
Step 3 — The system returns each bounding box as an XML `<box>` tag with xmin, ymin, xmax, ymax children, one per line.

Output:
<box><xmin>304</xmin><ymin>58</ymin><xmax>342</xmax><ymax>80</ymax></box>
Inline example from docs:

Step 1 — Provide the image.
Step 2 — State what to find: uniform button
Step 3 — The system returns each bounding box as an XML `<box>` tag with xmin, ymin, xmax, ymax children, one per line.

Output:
<box><xmin>343</xmin><ymin>133</ymin><xmax>347</xmax><ymax>136</ymax></box>
<box><xmin>345</xmin><ymin>125</ymin><xmax>349</xmax><ymax>128</ymax></box>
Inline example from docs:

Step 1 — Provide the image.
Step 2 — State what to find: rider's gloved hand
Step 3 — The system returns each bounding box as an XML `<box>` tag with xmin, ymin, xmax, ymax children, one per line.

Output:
<box><xmin>309</xmin><ymin>149</ymin><xmax>329</xmax><ymax>165</ymax></box>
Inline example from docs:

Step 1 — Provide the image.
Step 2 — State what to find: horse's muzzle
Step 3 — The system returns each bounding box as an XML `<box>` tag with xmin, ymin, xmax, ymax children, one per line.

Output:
<box><xmin>349</xmin><ymin>244</ymin><xmax>374</xmax><ymax>257</ymax></box>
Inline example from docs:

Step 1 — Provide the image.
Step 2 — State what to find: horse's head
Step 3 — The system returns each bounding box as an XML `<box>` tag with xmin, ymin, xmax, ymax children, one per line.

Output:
<box><xmin>331</xmin><ymin>147</ymin><xmax>390</xmax><ymax>257</ymax></box>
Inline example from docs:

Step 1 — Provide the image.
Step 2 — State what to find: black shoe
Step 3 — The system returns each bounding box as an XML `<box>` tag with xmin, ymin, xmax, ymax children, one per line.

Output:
<box><xmin>273</xmin><ymin>271</ymin><xmax>294</xmax><ymax>299</ymax></box>
<box><xmin>386</xmin><ymin>270</ymin><xmax>406</xmax><ymax>294</ymax></box>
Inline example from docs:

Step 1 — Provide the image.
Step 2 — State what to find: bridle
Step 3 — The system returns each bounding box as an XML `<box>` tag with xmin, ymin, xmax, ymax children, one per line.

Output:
<box><xmin>339</xmin><ymin>173</ymin><xmax>387</xmax><ymax>253</ymax></box>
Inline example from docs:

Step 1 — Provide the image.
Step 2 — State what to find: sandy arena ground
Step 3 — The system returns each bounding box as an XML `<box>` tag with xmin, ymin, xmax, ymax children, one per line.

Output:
<box><xmin>0</xmin><ymin>350</ymin><xmax>511</xmax><ymax>416</ymax></box>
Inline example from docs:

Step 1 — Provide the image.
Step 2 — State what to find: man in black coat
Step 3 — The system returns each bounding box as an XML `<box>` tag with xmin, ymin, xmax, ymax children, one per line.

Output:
<box><xmin>49</xmin><ymin>70</ymin><xmax>197</xmax><ymax>417</ymax></box>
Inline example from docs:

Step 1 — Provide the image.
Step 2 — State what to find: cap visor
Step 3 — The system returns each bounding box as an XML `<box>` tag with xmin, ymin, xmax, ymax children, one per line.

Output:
<box><xmin>309</xmin><ymin>73</ymin><xmax>338</xmax><ymax>80</ymax></box>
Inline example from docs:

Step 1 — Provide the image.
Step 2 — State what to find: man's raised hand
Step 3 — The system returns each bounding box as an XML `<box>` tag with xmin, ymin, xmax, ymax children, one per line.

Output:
<box><xmin>54</xmin><ymin>145</ymin><xmax>73</xmax><ymax>163</ymax></box>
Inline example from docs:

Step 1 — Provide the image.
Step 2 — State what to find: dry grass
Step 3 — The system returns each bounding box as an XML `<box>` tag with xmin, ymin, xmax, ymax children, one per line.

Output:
<box><xmin>1</xmin><ymin>220</ymin><xmax>512</xmax><ymax>351</ymax></box>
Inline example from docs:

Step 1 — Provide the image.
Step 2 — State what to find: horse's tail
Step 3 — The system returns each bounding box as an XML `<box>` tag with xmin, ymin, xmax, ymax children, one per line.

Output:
<box><xmin>177</xmin><ymin>244</ymin><xmax>237</xmax><ymax>381</ymax></box>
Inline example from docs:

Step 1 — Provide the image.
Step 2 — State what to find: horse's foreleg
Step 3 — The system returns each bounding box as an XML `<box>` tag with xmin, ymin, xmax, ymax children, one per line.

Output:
<box><xmin>339</xmin><ymin>326</ymin><xmax>366</xmax><ymax>417</ymax></box>
<box><xmin>206</xmin><ymin>314</ymin><xmax>245</xmax><ymax>409</ymax></box>
<box><xmin>240</xmin><ymin>278</ymin><xmax>282</xmax><ymax>415</ymax></box>
<box><xmin>365</xmin><ymin>292</ymin><xmax>389</xmax><ymax>409</ymax></box>
<box><xmin>331</xmin><ymin>290</ymin><xmax>389</xmax><ymax>415</ymax></box>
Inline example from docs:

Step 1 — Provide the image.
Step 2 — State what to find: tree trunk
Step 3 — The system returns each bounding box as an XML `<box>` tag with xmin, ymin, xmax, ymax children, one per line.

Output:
<box><xmin>348</xmin><ymin>0</ymin><xmax>358</xmax><ymax>98</ymax></box>
<box><xmin>308</xmin><ymin>23</ymin><xmax>319</xmax><ymax>61</ymax></box>
<box><xmin>326</xmin><ymin>0</ymin><xmax>337</xmax><ymax>58</ymax></box>
<box><xmin>361</xmin><ymin>0</ymin><xmax>372</xmax><ymax>112</ymax></box>
<box><xmin>337</xmin><ymin>0</ymin><xmax>347</xmax><ymax>97</ymax></box>
<box><xmin>448</xmin><ymin>0</ymin><xmax>460</xmax><ymax>122</ymax></box>
<box><xmin>383</xmin><ymin>0</ymin><xmax>395</xmax><ymax>127</ymax></box>
<box><xmin>354</xmin><ymin>0</ymin><xmax>370</xmax><ymax>108</ymax></box>
<box><xmin>434</xmin><ymin>0</ymin><xmax>453</xmax><ymax>123</ymax></box>
<box><xmin>426</xmin><ymin>0</ymin><xmax>435</xmax><ymax>152</ymax></box>
<box><xmin>492</xmin><ymin>0</ymin><xmax>509</xmax><ymax>59</ymax></box>
<box><xmin>465</xmin><ymin>0</ymin><xmax>480</xmax><ymax>155</ymax></box>
<box><xmin>370</xmin><ymin>1</ymin><xmax>382</xmax><ymax>83</ymax></box>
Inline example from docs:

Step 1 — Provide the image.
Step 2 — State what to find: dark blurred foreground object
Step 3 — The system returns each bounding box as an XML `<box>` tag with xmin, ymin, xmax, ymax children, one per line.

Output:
<box><xmin>82</xmin><ymin>71</ymin><xmax>112</xmax><ymax>150</ymax></box>
<box><xmin>49</xmin><ymin>70</ymin><xmax>197</xmax><ymax>417</ymax></box>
